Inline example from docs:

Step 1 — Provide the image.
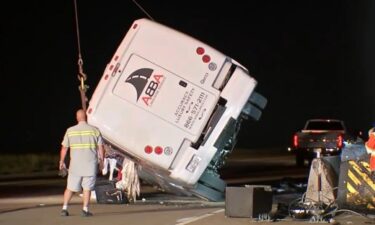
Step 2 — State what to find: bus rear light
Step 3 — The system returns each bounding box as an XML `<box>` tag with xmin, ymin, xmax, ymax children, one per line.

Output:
<box><xmin>154</xmin><ymin>146</ymin><xmax>163</xmax><ymax>155</ymax></box>
<box><xmin>186</xmin><ymin>155</ymin><xmax>201</xmax><ymax>173</ymax></box>
<box><xmin>144</xmin><ymin>145</ymin><xmax>153</xmax><ymax>154</ymax></box>
<box><xmin>196</xmin><ymin>47</ymin><xmax>205</xmax><ymax>55</ymax></box>
<box><xmin>202</xmin><ymin>55</ymin><xmax>211</xmax><ymax>63</ymax></box>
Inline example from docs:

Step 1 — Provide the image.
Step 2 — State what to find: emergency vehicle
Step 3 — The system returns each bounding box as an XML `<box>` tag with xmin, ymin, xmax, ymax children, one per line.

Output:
<box><xmin>87</xmin><ymin>18</ymin><xmax>267</xmax><ymax>201</ymax></box>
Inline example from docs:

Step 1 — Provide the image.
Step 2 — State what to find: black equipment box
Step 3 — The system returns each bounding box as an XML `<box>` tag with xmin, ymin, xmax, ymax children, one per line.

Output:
<box><xmin>225</xmin><ymin>185</ymin><xmax>273</xmax><ymax>218</ymax></box>
<box><xmin>94</xmin><ymin>179</ymin><xmax>127</xmax><ymax>204</ymax></box>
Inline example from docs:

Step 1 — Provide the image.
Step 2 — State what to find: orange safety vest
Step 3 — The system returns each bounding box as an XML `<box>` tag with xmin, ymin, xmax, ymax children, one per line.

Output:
<box><xmin>366</xmin><ymin>132</ymin><xmax>375</xmax><ymax>171</ymax></box>
<box><xmin>366</xmin><ymin>132</ymin><xmax>375</xmax><ymax>152</ymax></box>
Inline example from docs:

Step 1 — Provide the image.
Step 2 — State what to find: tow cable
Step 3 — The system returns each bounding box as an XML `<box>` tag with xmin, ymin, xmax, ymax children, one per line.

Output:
<box><xmin>72</xmin><ymin>0</ymin><xmax>155</xmax><ymax>112</ymax></box>
<box><xmin>73</xmin><ymin>0</ymin><xmax>88</xmax><ymax>111</ymax></box>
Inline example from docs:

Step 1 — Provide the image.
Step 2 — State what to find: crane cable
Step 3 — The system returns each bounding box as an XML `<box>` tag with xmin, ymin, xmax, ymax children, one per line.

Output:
<box><xmin>72</xmin><ymin>0</ymin><xmax>153</xmax><ymax>112</ymax></box>
<box><xmin>131</xmin><ymin>0</ymin><xmax>155</xmax><ymax>21</ymax></box>
<box><xmin>73</xmin><ymin>0</ymin><xmax>88</xmax><ymax>111</ymax></box>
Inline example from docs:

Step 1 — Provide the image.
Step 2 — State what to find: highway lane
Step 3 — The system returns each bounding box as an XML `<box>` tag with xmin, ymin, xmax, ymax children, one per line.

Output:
<box><xmin>0</xmin><ymin>148</ymin><xmax>308</xmax><ymax>215</ymax></box>
<box><xmin>0</xmin><ymin>148</ymin><xmax>372</xmax><ymax>225</ymax></box>
<box><xmin>0</xmin><ymin>148</ymin><xmax>308</xmax><ymax>198</ymax></box>
<box><xmin>0</xmin><ymin>148</ymin><xmax>307</xmax><ymax>208</ymax></box>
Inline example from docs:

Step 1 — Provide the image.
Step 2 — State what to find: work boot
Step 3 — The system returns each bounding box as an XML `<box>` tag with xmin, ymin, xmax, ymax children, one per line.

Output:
<box><xmin>81</xmin><ymin>210</ymin><xmax>93</xmax><ymax>217</ymax></box>
<box><xmin>60</xmin><ymin>209</ymin><xmax>69</xmax><ymax>217</ymax></box>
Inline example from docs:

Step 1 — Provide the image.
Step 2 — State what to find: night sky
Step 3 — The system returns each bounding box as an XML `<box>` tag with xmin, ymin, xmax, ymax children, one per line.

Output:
<box><xmin>1</xmin><ymin>0</ymin><xmax>375</xmax><ymax>153</ymax></box>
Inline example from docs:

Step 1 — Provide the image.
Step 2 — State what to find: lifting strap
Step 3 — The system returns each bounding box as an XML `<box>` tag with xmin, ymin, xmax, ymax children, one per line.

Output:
<box><xmin>73</xmin><ymin>0</ymin><xmax>88</xmax><ymax>111</ymax></box>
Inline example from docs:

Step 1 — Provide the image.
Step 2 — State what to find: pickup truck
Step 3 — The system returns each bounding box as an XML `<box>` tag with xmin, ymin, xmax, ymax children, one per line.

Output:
<box><xmin>290</xmin><ymin>119</ymin><xmax>348</xmax><ymax>167</ymax></box>
<box><xmin>87</xmin><ymin>18</ymin><xmax>267</xmax><ymax>201</ymax></box>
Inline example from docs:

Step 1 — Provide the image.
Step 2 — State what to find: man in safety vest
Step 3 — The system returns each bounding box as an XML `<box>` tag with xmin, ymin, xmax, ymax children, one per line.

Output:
<box><xmin>365</xmin><ymin>124</ymin><xmax>375</xmax><ymax>180</ymax></box>
<box><xmin>59</xmin><ymin>109</ymin><xmax>104</xmax><ymax>217</ymax></box>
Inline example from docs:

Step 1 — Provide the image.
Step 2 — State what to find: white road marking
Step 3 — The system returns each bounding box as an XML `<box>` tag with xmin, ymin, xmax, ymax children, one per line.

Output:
<box><xmin>175</xmin><ymin>209</ymin><xmax>224</xmax><ymax>225</ymax></box>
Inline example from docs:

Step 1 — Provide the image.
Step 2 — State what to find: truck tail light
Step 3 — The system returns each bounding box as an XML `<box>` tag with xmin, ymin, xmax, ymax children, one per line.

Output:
<box><xmin>293</xmin><ymin>134</ymin><xmax>298</xmax><ymax>147</ymax></box>
<box><xmin>337</xmin><ymin>135</ymin><xmax>343</xmax><ymax>148</ymax></box>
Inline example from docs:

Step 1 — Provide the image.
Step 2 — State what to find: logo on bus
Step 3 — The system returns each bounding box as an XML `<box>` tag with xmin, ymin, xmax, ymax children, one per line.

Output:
<box><xmin>125</xmin><ymin>68</ymin><xmax>164</xmax><ymax>106</ymax></box>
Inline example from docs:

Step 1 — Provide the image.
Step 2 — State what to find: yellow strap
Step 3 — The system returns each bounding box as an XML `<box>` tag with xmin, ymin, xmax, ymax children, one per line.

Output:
<box><xmin>67</xmin><ymin>130</ymin><xmax>98</xmax><ymax>137</ymax></box>
<box><xmin>70</xmin><ymin>143</ymin><xmax>97</xmax><ymax>149</ymax></box>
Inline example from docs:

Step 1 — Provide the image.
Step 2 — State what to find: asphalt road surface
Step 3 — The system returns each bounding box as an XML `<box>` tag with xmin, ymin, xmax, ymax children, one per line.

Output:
<box><xmin>0</xmin><ymin>148</ymin><xmax>373</xmax><ymax>225</ymax></box>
